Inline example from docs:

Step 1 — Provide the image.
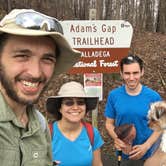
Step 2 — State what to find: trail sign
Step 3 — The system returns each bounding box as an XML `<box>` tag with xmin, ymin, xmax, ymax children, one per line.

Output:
<box><xmin>60</xmin><ymin>20</ymin><xmax>133</xmax><ymax>74</ymax></box>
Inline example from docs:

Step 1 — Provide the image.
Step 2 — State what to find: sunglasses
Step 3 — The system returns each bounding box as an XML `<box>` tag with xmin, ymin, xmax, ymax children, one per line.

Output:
<box><xmin>15</xmin><ymin>11</ymin><xmax>63</xmax><ymax>33</ymax></box>
<box><xmin>62</xmin><ymin>98</ymin><xmax>86</xmax><ymax>106</ymax></box>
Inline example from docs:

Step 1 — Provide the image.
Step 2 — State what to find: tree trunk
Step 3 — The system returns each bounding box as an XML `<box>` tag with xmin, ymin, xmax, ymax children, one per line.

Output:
<box><xmin>156</xmin><ymin>0</ymin><xmax>166</xmax><ymax>33</ymax></box>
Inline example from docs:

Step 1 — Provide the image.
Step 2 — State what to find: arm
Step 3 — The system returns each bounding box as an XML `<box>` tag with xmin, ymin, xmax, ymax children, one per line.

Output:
<box><xmin>105</xmin><ymin>118</ymin><xmax>126</xmax><ymax>150</ymax></box>
<box><xmin>129</xmin><ymin>130</ymin><xmax>162</xmax><ymax>160</ymax></box>
<box><xmin>105</xmin><ymin>118</ymin><xmax>117</xmax><ymax>140</ymax></box>
<box><xmin>92</xmin><ymin>148</ymin><xmax>103</xmax><ymax>166</ymax></box>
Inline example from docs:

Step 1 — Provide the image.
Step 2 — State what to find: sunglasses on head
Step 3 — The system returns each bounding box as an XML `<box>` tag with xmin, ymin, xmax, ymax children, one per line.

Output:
<box><xmin>15</xmin><ymin>11</ymin><xmax>63</xmax><ymax>33</ymax></box>
<box><xmin>62</xmin><ymin>98</ymin><xmax>86</xmax><ymax>106</ymax></box>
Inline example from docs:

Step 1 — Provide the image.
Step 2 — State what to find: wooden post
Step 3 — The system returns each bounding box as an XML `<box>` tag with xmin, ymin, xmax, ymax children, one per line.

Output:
<box><xmin>89</xmin><ymin>8</ymin><xmax>98</xmax><ymax>128</ymax></box>
<box><xmin>89</xmin><ymin>8</ymin><xmax>97</xmax><ymax>20</ymax></box>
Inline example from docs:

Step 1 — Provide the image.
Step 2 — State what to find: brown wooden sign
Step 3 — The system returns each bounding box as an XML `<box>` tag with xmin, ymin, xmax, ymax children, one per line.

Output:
<box><xmin>69</xmin><ymin>48</ymin><xmax>129</xmax><ymax>73</ymax></box>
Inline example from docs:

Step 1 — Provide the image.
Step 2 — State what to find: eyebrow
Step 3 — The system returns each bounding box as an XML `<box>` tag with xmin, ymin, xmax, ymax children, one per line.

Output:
<box><xmin>43</xmin><ymin>53</ymin><xmax>56</xmax><ymax>59</ymax></box>
<box><xmin>124</xmin><ymin>71</ymin><xmax>139</xmax><ymax>74</ymax></box>
<box><xmin>14</xmin><ymin>49</ymin><xmax>56</xmax><ymax>58</ymax></box>
<box><xmin>13</xmin><ymin>49</ymin><xmax>31</xmax><ymax>54</ymax></box>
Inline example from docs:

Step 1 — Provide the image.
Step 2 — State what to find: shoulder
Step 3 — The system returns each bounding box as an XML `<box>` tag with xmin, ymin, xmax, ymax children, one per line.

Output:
<box><xmin>52</xmin><ymin>121</ymin><xmax>58</xmax><ymax>129</ymax></box>
<box><xmin>35</xmin><ymin>110</ymin><xmax>47</xmax><ymax>132</ymax></box>
<box><xmin>91</xmin><ymin>126</ymin><xmax>103</xmax><ymax>139</ymax></box>
<box><xmin>108</xmin><ymin>85</ymin><xmax>124</xmax><ymax>96</ymax></box>
<box><xmin>35</xmin><ymin>110</ymin><xmax>46</xmax><ymax>121</ymax></box>
<box><xmin>106</xmin><ymin>86</ymin><xmax>125</xmax><ymax>102</ymax></box>
<box><xmin>92</xmin><ymin>126</ymin><xmax>104</xmax><ymax>150</ymax></box>
<box><xmin>93</xmin><ymin>127</ymin><xmax>101</xmax><ymax>137</ymax></box>
<box><xmin>142</xmin><ymin>85</ymin><xmax>161</xmax><ymax>100</ymax></box>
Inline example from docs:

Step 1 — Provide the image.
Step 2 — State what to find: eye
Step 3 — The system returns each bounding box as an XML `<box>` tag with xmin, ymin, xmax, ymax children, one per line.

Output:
<box><xmin>43</xmin><ymin>57</ymin><xmax>56</xmax><ymax>64</ymax></box>
<box><xmin>13</xmin><ymin>54</ymin><xmax>29</xmax><ymax>61</ymax></box>
<box><xmin>133</xmin><ymin>72</ymin><xmax>139</xmax><ymax>76</ymax></box>
<box><xmin>76</xmin><ymin>99</ymin><xmax>86</xmax><ymax>105</ymax></box>
<box><xmin>156</xmin><ymin>109</ymin><xmax>165</xmax><ymax>119</ymax></box>
<box><xmin>62</xmin><ymin>99</ymin><xmax>74</xmax><ymax>106</ymax></box>
<box><xmin>151</xmin><ymin>117</ymin><xmax>156</xmax><ymax>122</ymax></box>
<box><xmin>42</xmin><ymin>54</ymin><xmax>56</xmax><ymax>64</ymax></box>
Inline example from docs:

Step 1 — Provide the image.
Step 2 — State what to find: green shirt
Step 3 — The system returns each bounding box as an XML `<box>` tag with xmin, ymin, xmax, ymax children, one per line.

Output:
<box><xmin>0</xmin><ymin>93</ymin><xmax>52</xmax><ymax>166</ymax></box>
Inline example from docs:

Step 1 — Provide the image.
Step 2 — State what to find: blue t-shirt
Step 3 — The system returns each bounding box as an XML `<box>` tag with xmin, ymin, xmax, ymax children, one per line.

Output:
<box><xmin>104</xmin><ymin>85</ymin><xmax>161</xmax><ymax>160</ymax></box>
<box><xmin>52</xmin><ymin>122</ymin><xmax>104</xmax><ymax>166</ymax></box>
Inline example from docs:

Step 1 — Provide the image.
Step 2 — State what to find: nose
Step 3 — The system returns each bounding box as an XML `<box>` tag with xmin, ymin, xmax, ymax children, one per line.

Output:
<box><xmin>72</xmin><ymin>102</ymin><xmax>79</xmax><ymax>109</ymax></box>
<box><xmin>27</xmin><ymin>60</ymin><xmax>42</xmax><ymax>78</ymax></box>
<box><xmin>128</xmin><ymin>74</ymin><xmax>134</xmax><ymax>80</ymax></box>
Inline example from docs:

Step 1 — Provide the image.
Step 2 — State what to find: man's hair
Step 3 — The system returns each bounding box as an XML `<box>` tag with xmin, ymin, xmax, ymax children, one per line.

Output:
<box><xmin>120</xmin><ymin>54</ymin><xmax>144</xmax><ymax>72</ymax></box>
<box><xmin>0</xmin><ymin>33</ymin><xmax>9</xmax><ymax>54</ymax></box>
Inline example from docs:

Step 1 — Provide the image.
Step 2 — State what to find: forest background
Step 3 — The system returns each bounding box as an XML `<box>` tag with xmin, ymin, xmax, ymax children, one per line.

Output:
<box><xmin>0</xmin><ymin>0</ymin><xmax>166</xmax><ymax>165</ymax></box>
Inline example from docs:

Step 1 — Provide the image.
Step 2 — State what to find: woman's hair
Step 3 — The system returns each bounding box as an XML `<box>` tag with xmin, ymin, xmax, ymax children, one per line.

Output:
<box><xmin>120</xmin><ymin>54</ymin><xmax>144</xmax><ymax>72</ymax></box>
<box><xmin>48</xmin><ymin>98</ymin><xmax>63</xmax><ymax>120</ymax></box>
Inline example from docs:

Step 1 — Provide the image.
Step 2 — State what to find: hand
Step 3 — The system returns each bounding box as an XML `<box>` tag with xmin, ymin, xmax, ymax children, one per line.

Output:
<box><xmin>129</xmin><ymin>144</ymin><xmax>149</xmax><ymax>160</ymax></box>
<box><xmin>53</xmin><ymin>161</ymin><xmax>61</xmax><ymax>166</ymax></box>
<box><xmin>114</xmin><ymin>137</ymin><xmax>126</xmax><ymax>151</ymax></box>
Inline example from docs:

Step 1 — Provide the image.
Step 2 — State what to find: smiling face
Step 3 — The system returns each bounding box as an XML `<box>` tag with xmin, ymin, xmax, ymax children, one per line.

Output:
<box><xmin>120</xmin><ymin>62</ymin><xmax>144</xmax><ymax>94</ymax></box>
<box><xmin>60</xmin><ymin>98</ymin><xmax>86</xmax><ymax>123</ymax></box>
<box><xmin>0</xmin><ymin>34</ymin><xmax>56</xmax><ymax>105</ymax></box>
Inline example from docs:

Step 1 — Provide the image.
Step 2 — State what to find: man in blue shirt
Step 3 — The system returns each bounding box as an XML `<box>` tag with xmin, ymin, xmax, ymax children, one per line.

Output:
<box><xmin>104</xmin><ymin>54</ymin><xmax>162</xmax><ymax>166</ymax></box>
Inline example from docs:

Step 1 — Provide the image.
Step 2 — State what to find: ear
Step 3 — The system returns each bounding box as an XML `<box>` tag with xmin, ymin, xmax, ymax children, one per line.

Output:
<box><xmin>120</xmin><ymin>70</ymin><xmax>123</xmax><ymax>78</ymax></box>
<box><xmin>141</xmin><ymin>68</ymin><xmax>144</xmax><ymax>76</ymax></box>
<box><xmin>156</xmin><ymin>109</ymin><xmax>165</xmax><ymax>119</ymax></box>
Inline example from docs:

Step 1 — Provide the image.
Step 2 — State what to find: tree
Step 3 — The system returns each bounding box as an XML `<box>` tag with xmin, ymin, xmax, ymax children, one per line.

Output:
<box><xmin>156</xmin><ymin>0</ymin><xmax>166</xmax><ymax>33</ymax></box>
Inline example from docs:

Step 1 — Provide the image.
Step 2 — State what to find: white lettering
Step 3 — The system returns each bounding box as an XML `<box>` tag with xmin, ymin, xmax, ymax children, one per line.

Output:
<box><xmin>74</xmin><ymin>60</ymin><xmax>97</xmax><ymax>67</ymax></box>
<box><xmin>81</xmin><ymin>51</ymin><xmax>110</xmax><ymax>58</ymax></box>
<box><xmin>99</xmin><ymin>60</ymin><xmax>118</xmax><ymax>67</ymax></box>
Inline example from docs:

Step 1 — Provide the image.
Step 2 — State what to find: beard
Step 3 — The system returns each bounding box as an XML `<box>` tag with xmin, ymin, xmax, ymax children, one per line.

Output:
<box><xmin>0</xmin><ymin>64</ymin><xmax>49</xmax><ymax>105</ymax></box>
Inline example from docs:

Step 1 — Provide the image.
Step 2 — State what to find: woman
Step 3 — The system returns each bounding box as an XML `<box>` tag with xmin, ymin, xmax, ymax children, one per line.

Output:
<box><xmin>46</xmin><ymin>81</ymin><xmax>104</xmax><ymax>166</ymax></box>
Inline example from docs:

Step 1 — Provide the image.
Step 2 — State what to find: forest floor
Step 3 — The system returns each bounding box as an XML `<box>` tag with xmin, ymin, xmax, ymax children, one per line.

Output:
<box><xmin>38</xmin><ymin>31</ymin><xmax>166</xmax><ymax>166</ymax></box>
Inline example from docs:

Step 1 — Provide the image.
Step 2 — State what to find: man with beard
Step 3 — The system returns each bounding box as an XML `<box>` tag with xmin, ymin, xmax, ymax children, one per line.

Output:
<box><xmin>0</xmin><ymin>9</ymin><xmax>80</xmax><ymax>166</ymax></box>
<box><xmin>104</xmin><ymin>54</ymin><xmax>162</xmax><ymax>166</ymax></box>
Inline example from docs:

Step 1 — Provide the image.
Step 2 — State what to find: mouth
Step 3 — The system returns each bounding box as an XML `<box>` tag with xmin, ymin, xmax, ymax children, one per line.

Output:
<box><xmin>22</xmin><ymin>80</ymin><xmax>39</xmax><ymax>88</ymax></box>
<box><xmin>69</xmin><ymin>112</ymin><xmax>80</xmax><ymax>116</ymax></box>
<box><xmin>128</xmin><ymin>82</ymin><xmax>136</xmax><ymax>87</ymax></box>
<box><xmin>149</xmin><ymin>123</ymin><xmax>162</xmax><ymax>131</ymax></box>
<box><xmin>20</xmin><ymin>80</ymin><xmax>42</xmax><ymax>95</ymax></box>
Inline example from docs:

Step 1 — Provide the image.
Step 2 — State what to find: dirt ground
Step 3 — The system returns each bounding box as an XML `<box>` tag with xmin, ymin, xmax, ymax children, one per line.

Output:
<box><xmin>37</xmin><ymin>31</ymin><xmax>166</xmax><ymax>165</ymax></box>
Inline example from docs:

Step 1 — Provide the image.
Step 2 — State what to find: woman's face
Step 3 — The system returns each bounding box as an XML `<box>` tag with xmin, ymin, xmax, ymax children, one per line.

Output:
<box><xmin>60</xmin><ymin>97</ymin><xmax>86</xmax><ymax>123</ymax></box>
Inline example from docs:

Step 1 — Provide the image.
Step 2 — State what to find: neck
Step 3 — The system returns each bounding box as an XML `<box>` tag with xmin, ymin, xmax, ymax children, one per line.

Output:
<box><xmin>0</xmin><ymin>83</ymin><xmax>28</xmax><ymax>127</ymax></box>
<box><xmin>58</xmin><ymin>119</ymin><xmax>81</xmax><ymax>132</ymax></box>
<box><xmin>0</xmin><ymin>85</ymin><xmax>26</xmax><ymax>116</ymax></box>
<box><xmin>58</xmin><ymin>120</ymin><xmax>82</xmax><ymax>141</ymax></box>
<box><xmin>126</xmin><ymin>83</ymin><xmax>142</xmax><ymax>96</ymax></box>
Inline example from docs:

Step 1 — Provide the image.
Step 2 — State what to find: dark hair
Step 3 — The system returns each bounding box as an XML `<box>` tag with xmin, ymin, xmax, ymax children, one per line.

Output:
<box><xmin>0</xmin><ymin>33</ymin><xmax>9</xmax><ymax>54</ymax></box>
<box><xmin>46</xmin><ymin>98</ymin><xmax>63</xmax><ymax>120</ymax></box>
<box><xmin>120</xmin><ymin>54</ymin><xmax>144</xmax><ymax>72</ymax></box>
